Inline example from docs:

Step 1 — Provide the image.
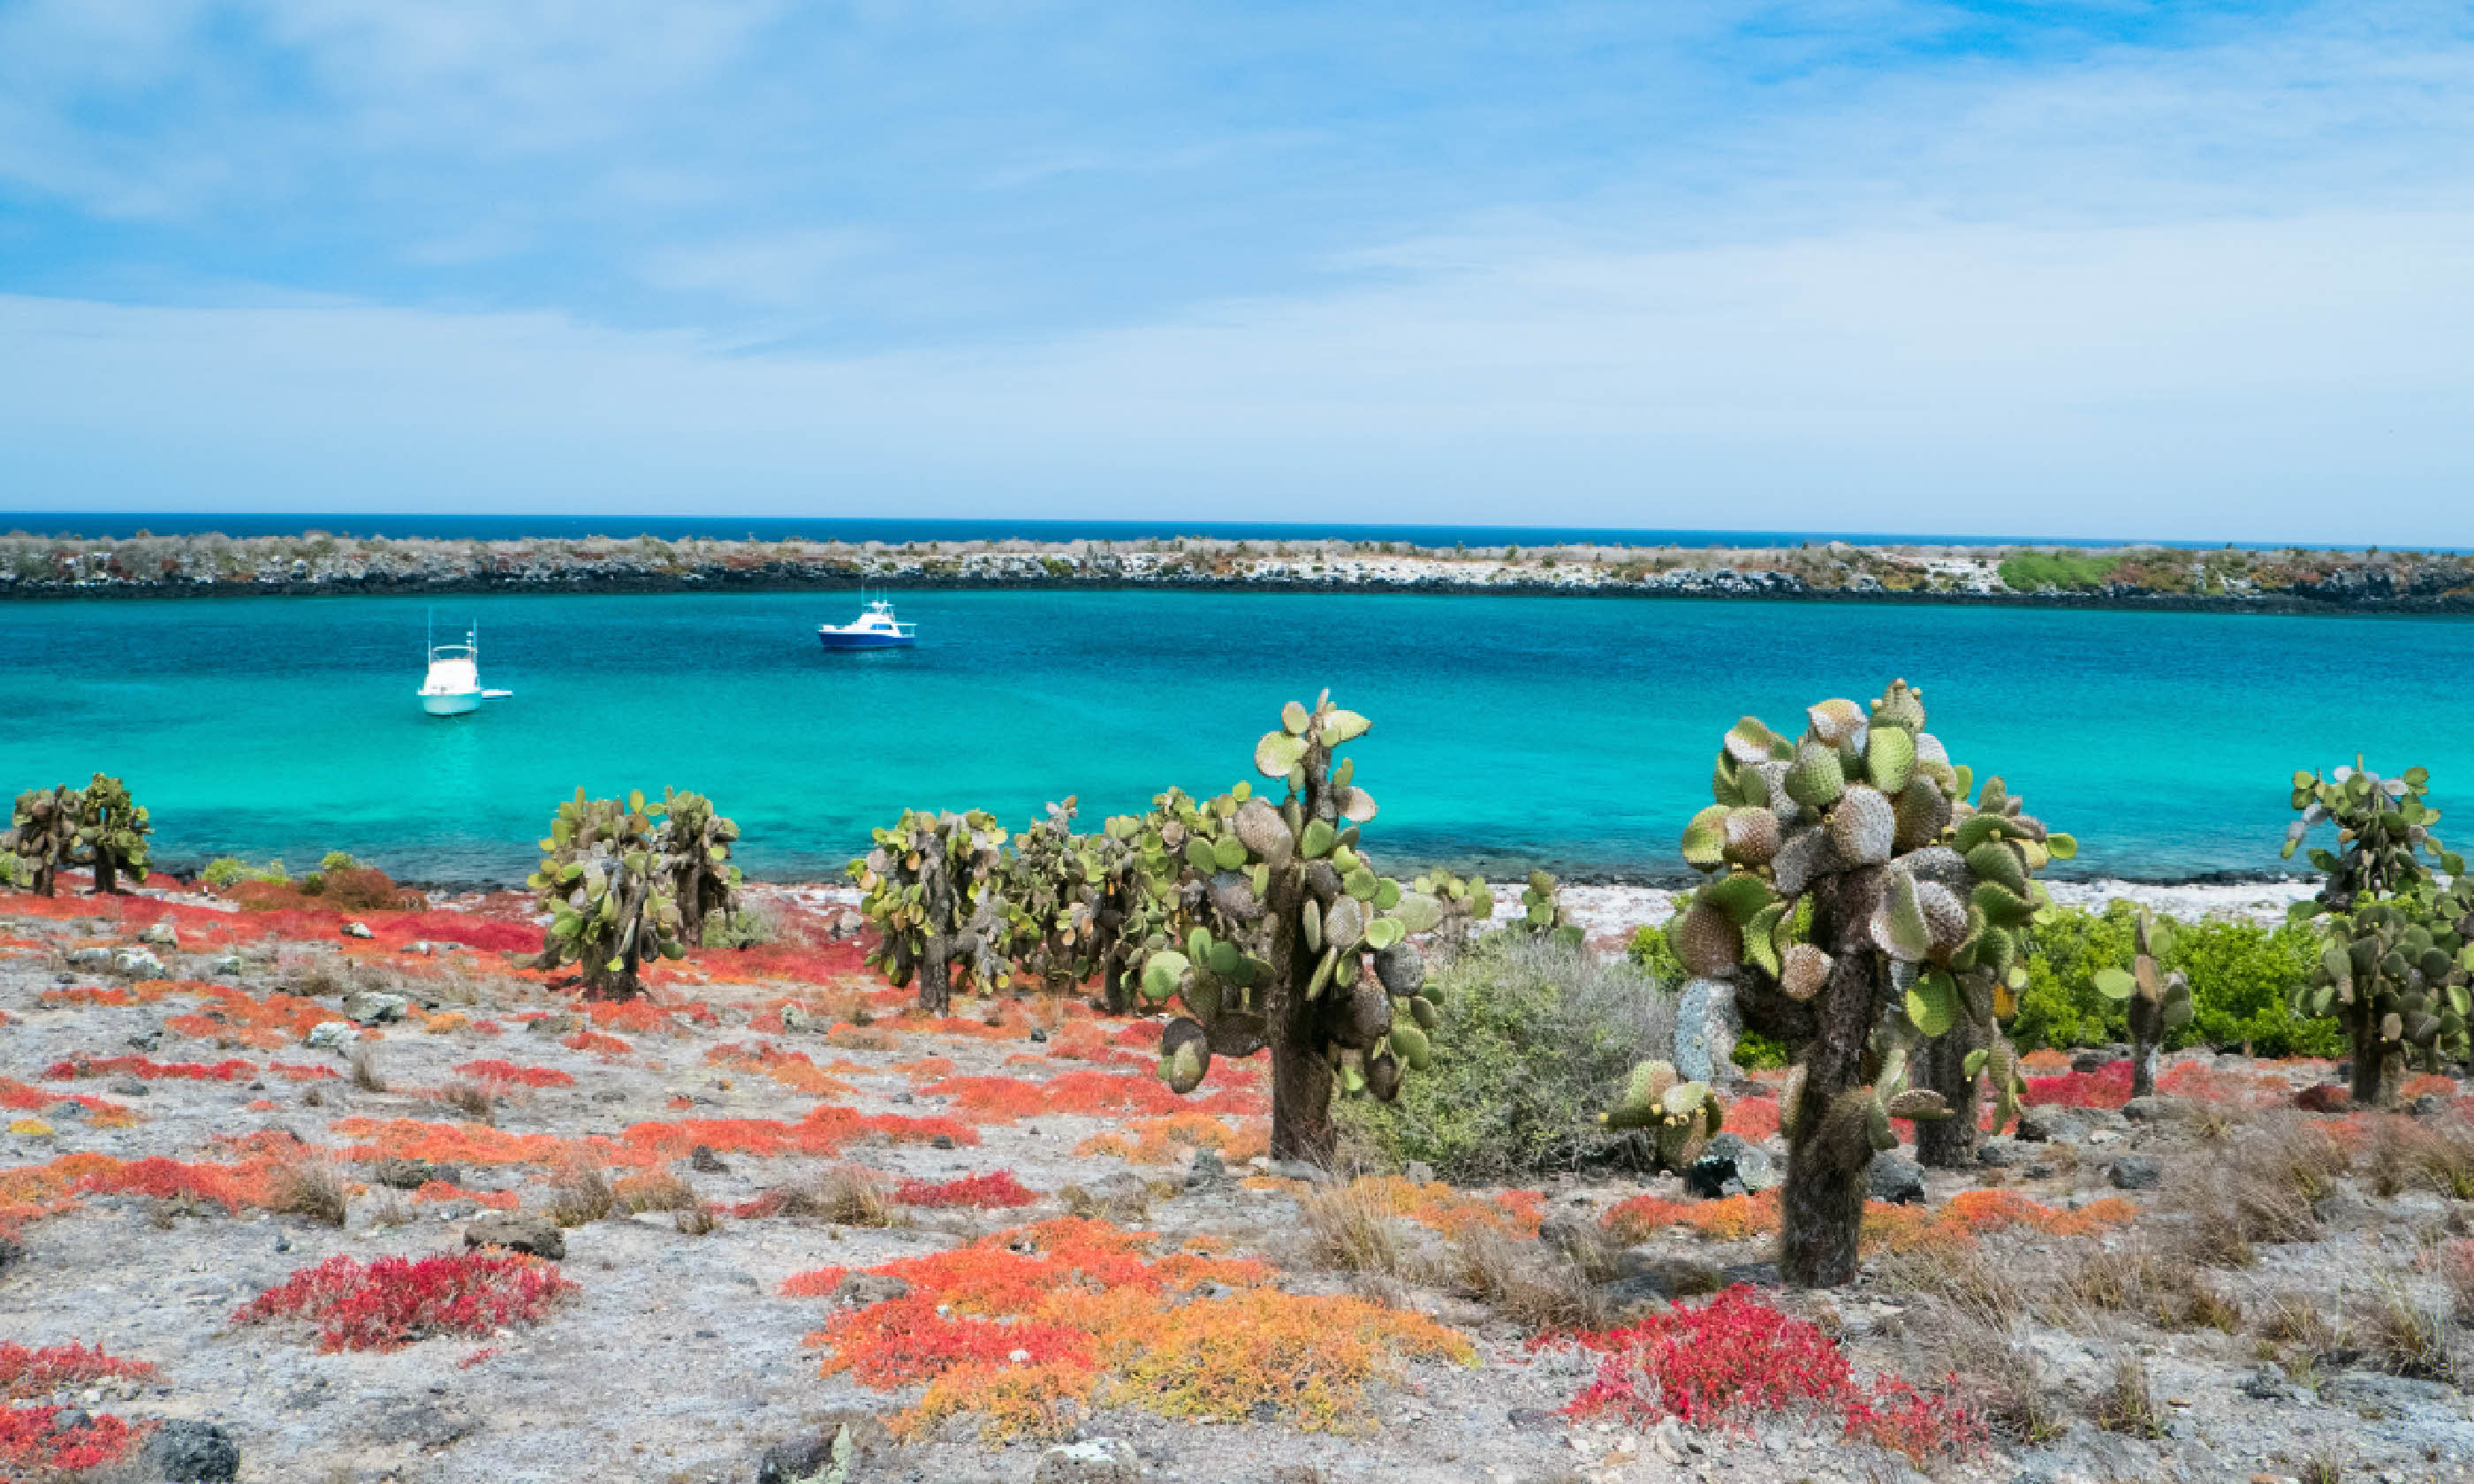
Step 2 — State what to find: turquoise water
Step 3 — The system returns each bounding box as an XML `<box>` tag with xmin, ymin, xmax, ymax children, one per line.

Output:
<box><xmin>3</xmin><ymin>591</ymin><xmax>2469</xmax><ymax>885</ymax></box>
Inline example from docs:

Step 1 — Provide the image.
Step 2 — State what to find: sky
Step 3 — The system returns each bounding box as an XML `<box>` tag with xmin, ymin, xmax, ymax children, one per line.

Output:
<box><xmin>1</xmin><ymin>0</ymin><xmax>2469</xmax><ymax>543</ymax></box>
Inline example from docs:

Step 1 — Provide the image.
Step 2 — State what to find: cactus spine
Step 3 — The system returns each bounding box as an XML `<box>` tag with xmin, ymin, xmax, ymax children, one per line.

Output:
<box><xmin>1679</xmin><ymin>680</ymin><xmax>2076</xmax><ymax>1287</ymax></box>
<box><xmin>4</xmin><ymin>784</ymin><xmax>82</xmax><ymax>897</ymax></box>
<box><xmin>656</xmin><ymin>788</ymin><xmax>741</xmax><ymax>946</ymax></box>
<box><xmin>529</xmin><ymin>788</ymin><xmax>689</xmax><ymax>999</ymax></box>
<box><xmin>2092</xmin><ymin>909</ymin><xmax>2191</xmax><ymax>1099</ymax></box>
<box><xmin>1131</xmin><ymin>693</ymin><xmax>1446</xmax><ymax>1165</ymax></box>
<box><xmin>2282</xmin><ymin>760</ymin><xmax>2465</xmax><ymax>1107</ymax></box>
<box><xmin>850</xmin><ymin>808</ymin><xmax>1013</xmax><ymax>1013</ymax></box>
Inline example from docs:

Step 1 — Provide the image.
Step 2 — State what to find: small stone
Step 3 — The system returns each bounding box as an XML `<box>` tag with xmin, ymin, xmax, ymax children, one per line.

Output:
<box><xmin>463</xmin><ymin>1214</ymin><xmax>565</xmax><ymax>1260</ymax></box>
<box><xmin>755</xmin><ymin>1412</ymin><xmax>892</xmax><ymax>1484</ymax></box>
<box><xmin>689</xmin><ymin>1145</ymin><xmax>729</xmax><ymax>1174</ymax></box>
<box><xmin>340</xmin><ymin>921</ymin><xmax>374</xmax><ymax>940</ymax></box>
<box><xmin>2240</xmin><ymin>1369</ymin><xmax>2295</xmax><ymax>1400</ymax></box>
<box><xmin>2015</xmin><ymin>1108</ymin><xmax>2089</xmax><ymax>1145</ymax></box>
<box><xmin>1612</xmin><ymin>1251</ymin><xmax>1725</xmax><ymax>1298</ymax></box>
<box><xmin>1704</xmin><ymin>1132</ymin><xmax>1780</xmax><ymax>1192</ymax></box>
<box><xmin>1265</xmin><ymin>1157</ymin><xmax>1333</xmax><ymax>1185</ymax></box>
<box><xmin>1033</xmin><ymin>1435</ymin><xmax>1141</xmax><ymax>1484</ymax></box>
<box><xmin>2121</xmin><ymin>1096</ymin><xmax>2179</xmax><ymax>1123</ymax></box>
<box><xmin>931</xmin><ymin>1133</ymin><xmax>956</xmax><ymax>1150</ymax></box>
<box><xmin>2107</xmin><ymin>1155</ymin><xmax>2163</xmax><ymax>1191</ymax></box>
<box><xmin>303</xmin><ymin>1020</ymin><xmax>354</xmax><ymax>1052</ymax></box>
<box><xmin>1865</xmin><ymin>1154</ymin><xmax>1926</xmax><ymax>1205</ymax></box>
<box><xmin>2070</xmin><ymin>1050</ymin><xmax>2112</xmax><ymax>1073</ymax></box>
<box><xmin>342</xmin><ymin>991</ymin><xmax>408</xmax><ymax>1026</ymax></box>
<box><xmin>1404</xmin><ymin>1160</ymin><xmax>1435</xmax><ymax>1184</ymax></box>
<box><xmin>892</xmin><ymin>1090</ymin><xmax>914</xmax><ymax>1104</ymax></box>
<box><xmin>833</xmin><ymin>1273</ymin><xmax>912</xmax><ymax>1306</ymax></box>
<box><xmin>1673</xmin><ymin>977</ymin><xmax>1741</xmax><ymax>1086</ymax></box>
<box><xmin>139</xmin><ymin>922</ymin><xmax>180</xmax><ymax>948</ymax></box>
<box><xmin>0</xmin><ymin>1232</ymin><xmax>25</xmax><ymax>1272</ymax></box>
<box><xmin>111</xmin><ymin>948</ymin><xmax>167</xmax><ymax>979</ymax></box>
<box><xmin>590</xmin><ymin>1088</ymin><xmax>626</xmax><ymax>1103</ymax></box>
<box><xmin>1028</xmin><ymin>1026</ymin><xmax>1048</xmax><ymax>1043</ymax></box>
<box><xmin>1977</xmin><ymin>1138</ymin><xmax>2023</xmax><ymax>1168</ymax></box>
<box><xmin>215</xmin><ymin>955</ymin><xmax>244</xmax><ymax>975</ymax></box>
<box><xmin>107</xmin><ymin>1078</ymin><xmax>149</xmax><ymax>1098</ymax></box>
<box><xmin>1184</xmin><ymin>1148</ymin><xmax>1226</xmax><ymax>1189</ymax></box>
<box><xmin>373</xmin><ymin>1158</ymin><xmax>460</xmax><ymax>1191</ymax></box>
<box><xmin>137</xmin><ymin>1420</ymin><xmax>240</xmax><ymax>1482</ymax></box>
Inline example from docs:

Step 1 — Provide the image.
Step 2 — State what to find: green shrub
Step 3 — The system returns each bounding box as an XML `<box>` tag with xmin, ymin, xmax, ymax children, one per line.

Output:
<box><xmin>1998</xmin><ymin>552</ymin><xmax>2124</xmax><ymax>592</ymax></box>
<box><xmin>1627</xmin><ymin>921</ymin><xmax>1685</xmax><ymax>986</ymax></box>
<box><xmin>1336</xmin><ymin>933</ymin><xmax>1673</xmax><ymax>1181</ymax></box>
<box><xmin>1731</xmin><ymin>1029</ymin><xmax>1791</xmax><ymax>1070</ymax></box>
<box><xmin>2007</xmin><ymin>901</ymin><xmax>2335</xmax><ymax>1057</ymax></box>
<box><xmin>2174</xmin><ymin>918</ymin><xmax>2342</xmax><ymax>1059</ymax></box>
<box><xmin>201</xmin><ymin>856</ymin><xmax>289</xmax><ymax>890</ymax></box>
<box><xmin>701</xmin><ymin>904</ymin><xmax>778</xmax><ymax>950</ymax></box>
<box><xmin>320</xmin><ymin>851</ymin><xmax>359</xmax><ymax>873</ymax></box>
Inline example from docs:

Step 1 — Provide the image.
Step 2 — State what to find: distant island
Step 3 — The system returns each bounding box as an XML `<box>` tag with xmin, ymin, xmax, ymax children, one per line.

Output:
<box><xmin>4</xmin><ymin>528</ymin><xmax>2469</xmax><ymax>612</ymax></box>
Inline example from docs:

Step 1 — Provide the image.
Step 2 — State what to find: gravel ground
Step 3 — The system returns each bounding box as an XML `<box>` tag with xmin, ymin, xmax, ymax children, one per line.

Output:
<box><xmin>4</xmin><ymin>886</ymin><xmax>2470</xmax><ymax>1484</ymax></box>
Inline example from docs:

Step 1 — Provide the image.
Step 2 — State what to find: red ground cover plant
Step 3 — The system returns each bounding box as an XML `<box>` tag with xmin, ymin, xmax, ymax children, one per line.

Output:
<box><xmin>42</xmin><ymin>1055</ymin><xmax>254</xmax><ymax>1082</ymax></box>
<box><xmin>1546</xmin><ymin>1286</ymin><xmax>1981</xmax><ymax>1463</ymax></box>
<box><xmin>561</xmin><ymin>1029</ymin><xmax>633</xmax><ymax>1056</ymax></box>
<box><xmin>410</xmin><ymin>1179</ymin><xmax>520</xmax><ymax>1211</ymax></box>
<box><xmin>0</xmin><ymin>1341</ymin><xmax>156</xmax><ymax>1399</ymax></box>
<box><xmin>269</xmin><ymin>1062</ymin><xmax>342</xmax><ymax>1081</ymax></box>
<box><xmin>2158</xmin><ymin>1060</ymin><xmax>2302</xmax><ymax>1108</ymax></box>
<box><xmin>331</xmin><ymin>1118</ymin><xmax>573</xmax><ymax>1168</ymax></box>
<box><xmin>2024</xmin><ymin>1062</ymin><xmax>2134</xmax><ymax>1109</ymax></box>
<box><xmin>231</xmin><ymin>1251</ymin><xmax>576</xmax><ymax>1352</ymax></box>
<box><xmin>451</xmin><ymin>1060</ymin><xmax>575</xmax><ymax>1088</ymax></box>
<box><xmin>894</xmin><ymin>1171</ymin><xmax>1038</xmax><ymax>1208</ymax></box>
<box><xmin>0</xmin><ymin>1404</ymin><xmax>150</xmax><ymax>1475</ymax></box>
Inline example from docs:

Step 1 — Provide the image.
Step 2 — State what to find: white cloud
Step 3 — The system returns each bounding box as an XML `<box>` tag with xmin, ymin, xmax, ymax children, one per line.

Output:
<box><xmin>4</xmin><ymin>207</ymin><xmax>2466</xmax><ymax>541</ymax></box>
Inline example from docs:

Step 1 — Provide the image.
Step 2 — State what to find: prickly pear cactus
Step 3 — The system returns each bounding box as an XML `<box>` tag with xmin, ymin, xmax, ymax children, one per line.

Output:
<box><xmin>2093</xmin><ymin>909</ymin><xmax>2192</xmax><ymax>1099</ymax></box>
<box><xmin>529</xmin><ymin>788</ymin><xmax>688</xmax><ymax>999</ymax></box>
<box><xmin>1132</xmin><ymin>693</ymin><xmax>1446</xmax><ymax>1165</ymax></box>
<box><xmin>1604</xmin><ymin>1060</ymin><xmax>1726</xmax><ymax>1171</ymax></box>
<box><xmin>1510</xmin><ymin>869</ymin><xmax>1573</xmax><ymax>935</ymax></box>
<box><xmin>656</xmin><ymin>788</ymin><xmax>741</xmax><ymax>946</ymax></box>
<box><xmin>849</xmin><ymin>808</ymin><xmax>1013</xmax><ymax>1013</ymax></box>
<box><xmin>73</xmin><ymin>775</ymin><xmax>151</xmax><ymax>895</ymax></box>
<box><xmin>1674</xmin><ymin>680</ymin><xmax>2076</xmax><ymax>1287</ymax></box>
<box><xmin>1408</xmin><ymin>870</ymin><xmax>1493</xmax><ymax>954</ymax></box>
<box><xmin>3</xmin><ymin>784</ymin><xmax>81</xmax><ymax>897</ymax></box>
<box><xmin>2282</xmin><ymin>760</ymin><xmax>2466</xmax><ymax>1107</ymax></box>
<box><xmin>1002</xmin><ymin>795</ymin><xmax>1152</xmax><ymax>999</ymax></box>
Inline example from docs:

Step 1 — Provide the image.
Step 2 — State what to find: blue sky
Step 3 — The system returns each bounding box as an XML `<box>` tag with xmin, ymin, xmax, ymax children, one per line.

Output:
<box><xmin>1</xmin><ymin>0</ymin><xmax>2468</xmax><ymax>542</ymax></box>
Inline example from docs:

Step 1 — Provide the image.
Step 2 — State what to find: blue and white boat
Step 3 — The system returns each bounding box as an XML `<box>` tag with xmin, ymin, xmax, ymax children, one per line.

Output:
<box><xmin>817</xmin><ymin>598</ymin><xmax>917</xmax><ymax>650</ymax></box>
<box><xmin>418</xmin><ymin>622</ymin><xmax>514</xmax><ymax>716</ymax></box>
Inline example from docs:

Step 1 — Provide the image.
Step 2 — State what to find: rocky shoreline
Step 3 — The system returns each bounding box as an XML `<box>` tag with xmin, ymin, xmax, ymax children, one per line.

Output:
<box><xmin>7</xmin><ymin>528</ymin><xmax>2471</xmax><ymax>612</ymax></box>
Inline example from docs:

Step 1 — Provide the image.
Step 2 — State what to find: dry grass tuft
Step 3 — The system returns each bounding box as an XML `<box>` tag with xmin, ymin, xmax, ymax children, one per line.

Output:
<box><xmin>436</xmin><ymin>1080</ymin><xmax>495</xmax><ymax>1121</ymax></box>
<box><xmin>2356</xmin><ymin>1278</ymin><xmax>2456</xmax><ymax>1382</ymax></box>
<box><xmin>674</xmin><ymin>1203</ymin><xmax>719</xmax><ymax>1236</ymax></box>
<box><xmin>777</xmin><ymin>1166</ymin><xmax>897</xmax><ymax>1227</ymax></box>
<box><xmin>348</xmin><ymin>1043</ymin><xmax>388</xmax><ymax>1094</ymax></box>
<box><xmin>2252</xmin><ymin>1289</ymin><xmax>2354</xmax><ymax>1379</ymax></box>
<box><xmin>1059</xmin><ymin>1181</ymin><xmax>1151</xmax><ymax>1225</ymax></box>
<box><xmin>2169</xmin><ymin>1115</ymin><xmax>2346</xmax><ymax>1265</ymax></box>
<box><xmin>1441</xmin><ymin>1225</ymin><xmax>1603</xmax><ymax>1331</ymax></box>
<box><xmin>2059</xmin><ymin>1243</ymin><xmax>2242</xmax><ymax>1333</ymax></box>
<box><xmin>2303</xmin><ymin>1448</ymin><xmax>2347</xmax><ymax>1484</ymax></box>
<box><xmin>2369</xmin><ymin>1117</ymin><xmax>2474</xmax><ymax>1201</ymax></box>
<box><xmin>1298</xmin><ymin>1181</ymin><xmax>1411</xmax><ymax>1278</ymax></box>
<box><xmin>2094</xmin><ymin>1349</ymin><xmax>2165</xmax><ymax>1439</ymax></box>
<box><xmin>268</xmin><ymin>1157</ymin><xmax>349</xmax><ymax>1227</ymax></box>
<box><xmin>614</xmin><ymin>1170</ymin><xmax>698</xmax><ymax>1214</ymax></box>
<box><xmin>544</xmin><ymin>1162</ymin><xmax>614</xmax><ymax>1227</ymax></box>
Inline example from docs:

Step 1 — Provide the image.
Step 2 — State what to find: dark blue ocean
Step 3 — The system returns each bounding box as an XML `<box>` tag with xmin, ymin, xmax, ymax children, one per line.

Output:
<box><xmin>3</xmin><ymin>588</ymin><xmax>2466</xmax><ymax>885</ymax></box>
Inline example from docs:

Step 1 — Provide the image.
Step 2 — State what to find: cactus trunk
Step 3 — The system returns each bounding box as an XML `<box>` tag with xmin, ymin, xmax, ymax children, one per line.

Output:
<box><xmin>1780</xmin><ymin>866</ymin><xmax>1886</xmax><ymax>1289</ymax></box>
<box><xmin>2351</xmin><ymin>1026</ymin><xmax>2402</xmax><ymax>1108</ymax></box>
<box><xmin>92</xmin><ymin>855</ymin><xmax>118</xmax><ymax>895</ymax></box>
<box><xmin>2129</xmin><ymin>1003</ymin><xmax>2160</xmax><ymax>1100</ymax></box>
<box><xmin>1912</xmin><ymin>1011</ymin><xmax>1982</xmax><ymax>1167</ymax></box>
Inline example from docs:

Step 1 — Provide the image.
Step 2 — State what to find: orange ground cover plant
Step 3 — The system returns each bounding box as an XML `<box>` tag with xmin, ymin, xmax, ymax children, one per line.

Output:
<box><xmin>1603</xmin><ymin>1189</ymin><xmax>1782</xmax><ymax>1244</ymax></box>
<box><xmin>1074</xmin><ymin>1113</ymin><xmax>1270</xmax><ymax>1166</ymax></box>
<box><xmin>410</xmin><ymin>1180</ymin><xmax>520</xmax><ymax>1211</ymax></box>
<box><xmin>452</xmin><ymin>1060</ymin><xmax>575</xmax><ymax>1088</ymax></box>
<box><xmin>1861</xmin><ymin>1190</ymin><xmax>2138</xmax><ymax>1256</ymax></box>
<box><xmin>793</xmin><ymin>1216</ymin><xmax>1468</xmax><ymax>1439</ymax></box>
<box><xmin>703</xmin><ymin>1041</ymin><xmax>856</xmax><ymax>1098</ymax></box>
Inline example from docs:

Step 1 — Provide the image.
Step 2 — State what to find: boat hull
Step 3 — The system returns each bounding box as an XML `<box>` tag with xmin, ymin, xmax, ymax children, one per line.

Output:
<box><xmin>817</xmin><ymin>632</ymin><xmax>915</xmax><ymax>650</ymax></box>
<box><xmin>421</xmin><ymin>691</ymin><xmax>482</xmax><ymax>716</ymax></box>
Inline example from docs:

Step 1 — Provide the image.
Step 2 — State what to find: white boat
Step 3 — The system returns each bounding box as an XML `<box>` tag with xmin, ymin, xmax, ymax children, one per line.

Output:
<box><xmin>816</xmin><ymin>598</ymin><xmax>917</xmax><ymax>650</ymax></box>
<box><xmin>419</xmin><ymin>623</ymin><xmax>513</xmax><ymax>716</ymax></box>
